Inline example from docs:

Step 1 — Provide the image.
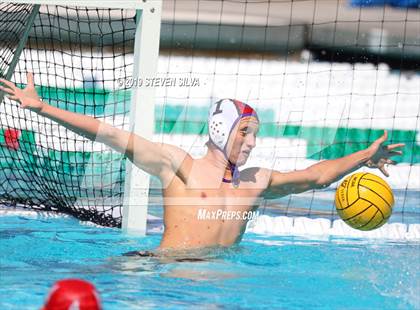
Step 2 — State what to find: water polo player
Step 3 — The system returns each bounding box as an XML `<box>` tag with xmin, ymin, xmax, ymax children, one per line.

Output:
<box><xmin>0</xmin><ymin>75</ymin><xmax>404</xmax><ymax>250</ymax></box>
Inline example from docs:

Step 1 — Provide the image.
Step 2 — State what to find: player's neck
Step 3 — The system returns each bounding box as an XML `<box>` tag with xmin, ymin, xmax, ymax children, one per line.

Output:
<box><xmin>204</xmin><ymin>147</ymin><xmax>237</xmax><ymax>180</ymax></box>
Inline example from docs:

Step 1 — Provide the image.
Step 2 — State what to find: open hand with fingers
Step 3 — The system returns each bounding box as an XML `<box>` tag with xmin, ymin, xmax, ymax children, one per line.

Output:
<box><xmin>364</xmin><ymin>130</ymin><xmax>404</xmax><ymax>177</ymax></box>
<box><xmin>0</xmin><ymin>72</ymin><xmax>44</xmax><ymax>113</ymax></box>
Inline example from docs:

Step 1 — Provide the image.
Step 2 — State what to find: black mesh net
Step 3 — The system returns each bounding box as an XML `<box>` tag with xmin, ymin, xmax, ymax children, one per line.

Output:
<box><xmin>153</xmin><ymin>0</ymin><xmax>419</xmax><ymax>229</ymax></box>
<box><xmin>0</xmin><ymin>3</ymin><xmax>137</xmax><ymax>227</ymax></box>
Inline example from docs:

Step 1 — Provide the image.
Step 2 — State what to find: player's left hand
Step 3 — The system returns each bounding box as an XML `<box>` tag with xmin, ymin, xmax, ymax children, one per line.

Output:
<box><xmin>365</xmin><ymin>130</ymin><xmax>405</xmax><ymax>177</ymax></box>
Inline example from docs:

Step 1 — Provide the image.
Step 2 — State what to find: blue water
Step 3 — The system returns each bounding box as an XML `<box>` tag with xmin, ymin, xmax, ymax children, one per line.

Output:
<box><xmin>0</xmin><ymin>213</ymin><xmax>419</xmax><ymax>309</ymax></box>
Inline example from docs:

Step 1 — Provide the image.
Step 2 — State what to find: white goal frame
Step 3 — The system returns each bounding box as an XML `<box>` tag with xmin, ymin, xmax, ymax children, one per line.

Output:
<box><xmin>2</xmin><ymin>0</ymin><xmax>162</xmax><ymax>234</ymax></box>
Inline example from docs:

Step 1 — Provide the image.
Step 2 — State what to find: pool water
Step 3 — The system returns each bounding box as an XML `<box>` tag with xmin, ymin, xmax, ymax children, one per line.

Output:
<box><xmin>0</xmin><ymin>212</ymin><xmax>419</xmax><ymax>309</ymax></box>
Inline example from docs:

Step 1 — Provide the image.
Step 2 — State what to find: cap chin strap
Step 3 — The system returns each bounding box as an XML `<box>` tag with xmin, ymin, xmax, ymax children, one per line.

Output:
<box><xmin>209</xmin><ymin>138</ymin><xmax>240</xmax><ymax>187</ymax></box>
<box><xmin>227</xmin><ymin>161</ymin><xmax>240</xmax><ymax>187</ymax></box>
<box><xmin>221</xmin><ymin>160</ymin><xmax>240</xmax><ymax>187</ymax></box>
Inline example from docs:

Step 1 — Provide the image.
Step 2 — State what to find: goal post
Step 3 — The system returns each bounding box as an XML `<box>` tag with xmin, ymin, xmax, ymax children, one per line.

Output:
<box><xmin>1</xmin><ymin>4</ymin><xmax>39</xmax><ymax>81</ymax></box>
<box><xmin>0</xmin><ymin>0</ymin><xmax>162</xmax><ymax>233</ymax></box>
<box><xmin>122</xmin><ymin>1</ymin><xmax>162</xmax><ymax>234</ymax></box>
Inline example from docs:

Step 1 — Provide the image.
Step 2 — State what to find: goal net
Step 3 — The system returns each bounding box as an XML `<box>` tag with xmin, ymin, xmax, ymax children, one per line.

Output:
<box><xmin>151</xmin><ymin>0</ymin><xmax>419</xmax><ymax>239</ymax></box>
<box><xmin>0</xmin><ymin>2</ymin><xmax>149</xmax><ymax>227</ymax></box>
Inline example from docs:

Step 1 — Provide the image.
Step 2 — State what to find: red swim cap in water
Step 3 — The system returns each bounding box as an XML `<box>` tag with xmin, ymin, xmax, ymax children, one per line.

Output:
<box><xmin>4</xmin><ymin>128</ymin><xmax>20</xmax><ymax>150</ymax></box>
<box><xmin>42</xmin><ymin>279</ymin><xmax>101</xmax><ymax>310</ymax></box>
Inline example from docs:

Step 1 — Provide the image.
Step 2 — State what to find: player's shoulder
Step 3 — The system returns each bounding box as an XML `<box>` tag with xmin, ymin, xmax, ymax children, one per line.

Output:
<box><xmin>161</xmin><ymin>143</ymin><xmax>193</xmax><ymax>162</ymax></box>
<box><xmin>158</xmin><ymin>143</ymin><xmax>194</xmax><ymax>185</ymax></box>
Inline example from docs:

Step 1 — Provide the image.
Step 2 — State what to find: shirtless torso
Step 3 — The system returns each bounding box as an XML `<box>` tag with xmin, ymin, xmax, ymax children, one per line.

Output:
<box><xmin>159</xmin><ymin>158</ymin><xmax>269</xmax><ymax>249</ymax></box>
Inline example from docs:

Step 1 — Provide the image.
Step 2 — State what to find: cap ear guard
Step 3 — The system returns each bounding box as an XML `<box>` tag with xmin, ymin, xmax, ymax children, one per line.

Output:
<box><xmin>208</xmin><ymin>117</ymin><xmax>229</xmax><ymax>150</ymax></box>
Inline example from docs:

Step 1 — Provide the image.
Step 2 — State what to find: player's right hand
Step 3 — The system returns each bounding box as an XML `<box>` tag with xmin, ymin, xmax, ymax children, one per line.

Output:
<box><xmin>0</xmin><ymin>72</ymin><xmax>44</xmax><ymax>113</ymax></box>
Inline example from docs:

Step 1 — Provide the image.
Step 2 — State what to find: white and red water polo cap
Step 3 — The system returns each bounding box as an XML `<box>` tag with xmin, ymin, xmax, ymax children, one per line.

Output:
<box><xmin>208</xmin><ymin>98</ymin><xmax>259</xmax><ymax>152</ymax></box>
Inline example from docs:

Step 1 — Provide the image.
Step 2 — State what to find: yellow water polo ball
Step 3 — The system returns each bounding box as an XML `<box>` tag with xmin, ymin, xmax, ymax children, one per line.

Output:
<box><xmin>335</xmin><ymin>172</ymin><xmax>394</xmax><ymax>231</ymax></box>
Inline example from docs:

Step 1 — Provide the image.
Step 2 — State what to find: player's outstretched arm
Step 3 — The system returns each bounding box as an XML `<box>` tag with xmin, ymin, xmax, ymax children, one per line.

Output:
<box><xmin>0</xmin><ymin>74</ymin><xmax>192</xmax><ymax>180</ymax></box>
<box><xmin>263</xmin><ymin>130</ymin><xmax>404</xmax><ymax>198</ymax></box>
